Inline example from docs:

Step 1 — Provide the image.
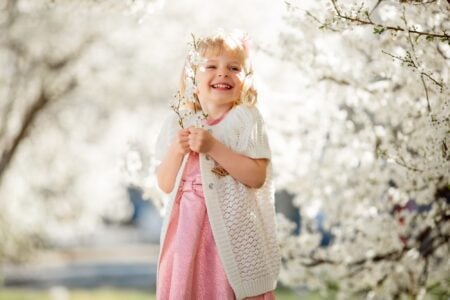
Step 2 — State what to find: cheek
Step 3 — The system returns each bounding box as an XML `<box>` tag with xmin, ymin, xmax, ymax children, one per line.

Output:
<box><xmin>195</xmin><ymin>73</ymin><xmax>209</xmax><ymax>87</ymax></box>
<box><xmin>234</xmin><ymin>81</ymin><xmax>244</xmax><ymax>93</ymax></box>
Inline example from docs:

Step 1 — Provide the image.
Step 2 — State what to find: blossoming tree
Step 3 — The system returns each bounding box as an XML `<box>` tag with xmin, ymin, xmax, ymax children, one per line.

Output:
<box><xmin>1</xmin><ymin>0</ymin><xmax>448</xmax><ymax>298</ymax></box>
<box><xmin>270</xmin><ymin>0</ymin><xmax>449</xmax><ymax>298</ymax></box>
<box><xmin>0</xmin><ymin>0</ymin><xmax>167</xmax><ymax>262</ymax></box>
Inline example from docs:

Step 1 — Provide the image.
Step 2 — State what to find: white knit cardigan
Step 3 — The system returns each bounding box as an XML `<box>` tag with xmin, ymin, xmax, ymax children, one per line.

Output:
<box><xmin>154</xmin><ymin>104</ymin><xmax>281</xmax><ymax>299</ymax></box>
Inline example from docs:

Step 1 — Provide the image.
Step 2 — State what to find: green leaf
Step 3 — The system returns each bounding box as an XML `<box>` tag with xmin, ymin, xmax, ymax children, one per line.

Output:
<box><xmin>373</xmin><ymin>25</ymin><xmax>385</xmax><ymax>34</ymax></box>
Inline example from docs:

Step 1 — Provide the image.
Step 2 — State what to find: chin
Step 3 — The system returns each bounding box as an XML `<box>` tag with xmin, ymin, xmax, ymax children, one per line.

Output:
<box><xmin>212</xmin><ymin>100</ymin><xmax>236</xmax><ymax>107</ymax></box>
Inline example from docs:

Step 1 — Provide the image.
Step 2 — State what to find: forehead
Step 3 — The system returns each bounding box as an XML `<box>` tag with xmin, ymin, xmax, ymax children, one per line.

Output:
<box><xmin>199</xmin><ymin>43</ymin><xmax>245</xmax><ymax>65</ymax></box>
<box><xmin>205</xmin><ymin>55</ymin><xmax>242</xmax><ymax>64</ymax></box>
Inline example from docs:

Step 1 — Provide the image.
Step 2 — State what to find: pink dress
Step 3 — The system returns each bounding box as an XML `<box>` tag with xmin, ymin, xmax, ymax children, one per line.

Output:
<box><xmin>156</xmin><ymin>111</ymin><xmax>276</xmax><ymax>300</ymax></box>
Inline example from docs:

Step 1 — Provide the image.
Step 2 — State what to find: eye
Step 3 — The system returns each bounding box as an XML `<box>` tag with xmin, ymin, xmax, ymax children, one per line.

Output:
<box><xmin>230</xmin><ymin>66</ymin><xmax>241</xmax><ymax>72</ymax></box>
<box><xmin>206</xmin><ymin>65</ymin><xmax>216</xmax><ymax>69</ymax></box>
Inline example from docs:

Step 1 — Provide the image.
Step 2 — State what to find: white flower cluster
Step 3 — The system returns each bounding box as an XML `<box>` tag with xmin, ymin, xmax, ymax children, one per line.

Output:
<box><xmin>183</xmin><ymin>45</ymin><xmax>207</xmax><ymax>103</ymax></box>
<box><xmin>170</xmin><ymin>35</ymin><xmax>208</xmax><ymax>129</ymax></box>
<box><xmin>273</xmin><ymin>0</ymin><xmax>449</xmax><ymax>298</ymax></box>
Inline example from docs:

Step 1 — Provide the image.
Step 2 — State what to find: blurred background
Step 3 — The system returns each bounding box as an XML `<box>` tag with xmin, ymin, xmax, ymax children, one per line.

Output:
<box><xmin>0</xmin><ymin>0</ymin><xmax>449</xmax><ymax>299</ymax></box>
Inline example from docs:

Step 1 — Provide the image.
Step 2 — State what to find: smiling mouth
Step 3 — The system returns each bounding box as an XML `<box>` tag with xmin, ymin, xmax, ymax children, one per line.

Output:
<box><xmin>211</xmin><ymin>83</ymin><xmax>233</xmax><ymax>90</ymax></box>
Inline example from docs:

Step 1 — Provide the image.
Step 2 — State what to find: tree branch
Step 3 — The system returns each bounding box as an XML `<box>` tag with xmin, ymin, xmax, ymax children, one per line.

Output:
<box><xmin>330</xmin><ymin>0</ymin><xmax>449</xmax><ymax>40</ymax></box>
<box><xmin>0</xmin><ymin>79</ymin><xmax>77</xmax><ymax>185</ymax></box>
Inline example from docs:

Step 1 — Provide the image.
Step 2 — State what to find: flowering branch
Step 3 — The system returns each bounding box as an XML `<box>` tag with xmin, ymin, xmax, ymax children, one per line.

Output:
<box><xmin>170</xmin><ymin>91</ymin><xmax>186</xmax><ymax>129</ymax></box>
<box><xmin>329</xmin><ymin>0</ymin><xmax>450</xmax><ymax>42</ymax></box>
<box><xmin>170</xmin><ymin>33</ymin><xmax>208</xmax><ymax>129</ymax></box>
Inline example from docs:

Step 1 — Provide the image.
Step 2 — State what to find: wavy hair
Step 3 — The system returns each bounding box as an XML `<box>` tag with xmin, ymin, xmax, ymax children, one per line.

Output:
<box><xmin>179</xmin><ymin>30</ymin><xmax>257</xmax><ymax>110</ymax></box>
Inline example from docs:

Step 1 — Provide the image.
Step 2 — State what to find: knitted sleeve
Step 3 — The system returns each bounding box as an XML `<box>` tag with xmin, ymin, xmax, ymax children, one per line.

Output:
<box><xmin>236</xmin><ymin>106</ymin><xmax>272</xmax><ymax>160</ymax></box>
<box><xmin>154</xmin><ymin>112</ymin><xmax>179</xmax><ymax>164</ymax></box>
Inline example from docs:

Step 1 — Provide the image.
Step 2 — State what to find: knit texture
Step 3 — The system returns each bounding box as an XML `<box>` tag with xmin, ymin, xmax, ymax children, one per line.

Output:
<box><xmin>154</xmin><ymin>105</ymin><xmax>281</xmax><ymax>300</ymax></box>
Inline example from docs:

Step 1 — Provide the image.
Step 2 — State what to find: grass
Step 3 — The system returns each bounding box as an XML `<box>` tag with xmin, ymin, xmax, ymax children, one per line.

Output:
<box><xmin>1</xmin><ymin>286</ymin><xmax>448</xmax><ymax>300</ymax></box>
<box><xmin>0</xmin><ymin>286</ymin><xmax>304</xmax><ymax>300</ymax></box>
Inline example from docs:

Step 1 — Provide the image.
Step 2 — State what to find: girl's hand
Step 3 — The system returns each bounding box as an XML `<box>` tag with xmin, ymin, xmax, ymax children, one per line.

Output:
<box><xmin>188</xmin><ymin>126</ymin><xmax>216</xmax><ymax>153</ymax></box>
<box><xmin>174</xmin><ymin>128</ymin><xmax>191</xmax><ymax>155</ymax></box>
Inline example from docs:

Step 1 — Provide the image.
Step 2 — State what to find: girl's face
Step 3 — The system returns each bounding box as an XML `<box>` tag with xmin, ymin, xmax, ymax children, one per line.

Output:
<box><xmin>195</xmin><ymin>52</ymin><xmax>245</xmax><ymax>111</ymax></box>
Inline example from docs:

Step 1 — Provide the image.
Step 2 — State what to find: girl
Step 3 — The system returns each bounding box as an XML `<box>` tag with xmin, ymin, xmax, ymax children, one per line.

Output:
<box><xmin>154</xmin><ymin>29</ymin><xmax>281</xmax><ymax>300</ymax></box>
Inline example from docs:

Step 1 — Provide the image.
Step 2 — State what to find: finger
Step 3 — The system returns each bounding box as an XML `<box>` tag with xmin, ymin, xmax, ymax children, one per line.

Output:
<box><xmin>179</xmin><ymin>130</ymin><xmax>190</xmax><ymax>136</ymax></box>
<box><xmin>188</xmin><ymin>138</ymin><xmax>197</xmax><ymax>150</ymax></box>
<box><xmin>188</xmin><ymin>127</ymin><xmax>202</xmax><ymax>134</ymax></box>
<box><xmin>187</xmin><ymin>126</ymin><xmax>196</xmax><ymax>133</ymax></box>
<box><xmin>178</xmin><ymin>139</ymin><xmax>188</xmax><ymax>146</ymax></box>
<box><xmin>188</xmin><ymin>138</ymin><xmax>200</xmax><ymax>148</ymax></box>
<box><xmin>190</xmin><ymin>132</ymin><xmax>199</xmax><ymax>139</ymax></box>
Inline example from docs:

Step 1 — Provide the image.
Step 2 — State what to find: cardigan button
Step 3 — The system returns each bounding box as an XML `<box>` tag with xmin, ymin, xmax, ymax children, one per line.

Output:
<box><xmin>208</xmin><ymin>183</ymin><xmax>214</xmax><ymax>189</ymax></box>
<box><xmin>205</xmin><ymin>155</ymin><xmax>210</xmax><ymax>161</ymax></box>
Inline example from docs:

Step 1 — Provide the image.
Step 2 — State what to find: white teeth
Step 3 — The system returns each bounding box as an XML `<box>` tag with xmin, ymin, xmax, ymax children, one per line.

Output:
<box><xmin>212</xmin><ymin>84</ymin><xmax>231</xmax><ymax>89</ymax></box>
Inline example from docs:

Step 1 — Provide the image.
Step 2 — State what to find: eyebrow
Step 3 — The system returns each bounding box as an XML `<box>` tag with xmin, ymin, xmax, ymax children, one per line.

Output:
<box><xmin>206</xmin><ymin>59</ymin><xmax>241</xmax><ymax>64</ymax></box>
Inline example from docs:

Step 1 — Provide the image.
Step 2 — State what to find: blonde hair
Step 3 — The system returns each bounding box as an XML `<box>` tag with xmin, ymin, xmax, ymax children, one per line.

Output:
<box><xmin>179</xmin><ymin>30</ymin><xmax>258</xmax><ymax>110</ymax></box>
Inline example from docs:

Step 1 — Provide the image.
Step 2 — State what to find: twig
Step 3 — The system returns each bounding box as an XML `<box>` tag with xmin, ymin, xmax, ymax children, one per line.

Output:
<box><xmin>369</xmin><ymin>0</ymin><xmax>384</xmax><ymax>15</ymax></box>
<box><xmin>329</xmin><ymin>0</ymin><xmax>449</xmax><ymax>40</ymax></box>
<box><xmin>420</xmin><ymin>74</ymin><xmax>432</xmax><ymax>113</ymax></box>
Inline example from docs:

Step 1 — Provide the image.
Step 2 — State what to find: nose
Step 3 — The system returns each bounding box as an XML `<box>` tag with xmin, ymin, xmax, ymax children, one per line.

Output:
<box><xmin>217</xmin><ymin>66</ymin><xmax>229</xmax><ymax>77</ymax></box>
